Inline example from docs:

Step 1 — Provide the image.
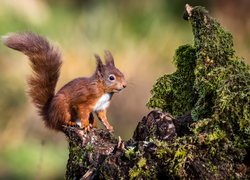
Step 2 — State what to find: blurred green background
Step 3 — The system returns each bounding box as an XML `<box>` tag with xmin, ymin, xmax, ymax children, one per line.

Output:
<box><xmin>0</xmin><ymin>0</ymin><xmax>249</xmax><ymax>179</ymax></box>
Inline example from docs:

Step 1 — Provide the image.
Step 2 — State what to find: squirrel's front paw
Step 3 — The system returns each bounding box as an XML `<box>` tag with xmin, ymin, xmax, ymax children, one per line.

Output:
<box><xmin>83</xmin><ymin>125</ymin><xmax>93</xmax><ymax>132</ymax></box>
<box><xmin>107</xmin><ymin>125</ymin><xmax>114</xmax><ymax>133</ymax></box>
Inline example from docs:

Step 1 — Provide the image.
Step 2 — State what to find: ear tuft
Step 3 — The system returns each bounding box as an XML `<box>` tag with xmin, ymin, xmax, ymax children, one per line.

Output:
<box><xmin>94</xmin><ymin>53</ymin><xmax>105</xmax><ymax>77</ymax></box>
<box><xmin>104</xmin><ymin>50</ymin><xmax>115</xmax><ymax>66</ymax></box>
<box><xmin>94</xmin><ymin>53</ymin><xmax>102</xmax><ymax>65</ymax></box>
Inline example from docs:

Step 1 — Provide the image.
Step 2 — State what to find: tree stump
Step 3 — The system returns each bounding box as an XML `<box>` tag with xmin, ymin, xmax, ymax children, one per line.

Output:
<box><xmin>65</xmin><ymin>4</ymin><xmax>250</xmax><ymax>179</ymax></box>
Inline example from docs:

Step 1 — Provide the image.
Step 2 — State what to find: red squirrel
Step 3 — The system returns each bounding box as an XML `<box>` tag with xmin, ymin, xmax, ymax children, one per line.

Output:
<box><xmin>3</xmin><ymin>32</ymin><xmax>126</xmax><ymax>132</ymax></box>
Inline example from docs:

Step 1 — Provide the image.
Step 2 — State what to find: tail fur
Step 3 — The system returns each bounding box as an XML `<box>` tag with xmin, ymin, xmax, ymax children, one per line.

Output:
<box><xmin>3</xmin><ymin>32</ymin><xmax>62</xmax><ymax>128</ymax></box>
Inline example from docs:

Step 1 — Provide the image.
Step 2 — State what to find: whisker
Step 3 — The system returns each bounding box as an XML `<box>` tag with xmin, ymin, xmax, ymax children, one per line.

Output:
<box><xmin>126</xmin><ymin>82</ymin><xmax>136</xmax><ymax>88</ymax></box>
<box><xmin>127</xmin><ymin>81</ymin><xmax>135</xmax><ymax>86</ymax></box>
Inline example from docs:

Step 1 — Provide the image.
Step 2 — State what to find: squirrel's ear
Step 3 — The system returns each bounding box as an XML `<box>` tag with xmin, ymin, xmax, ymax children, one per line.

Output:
<box><xmin>104</xmin><ymin>50</ymin><xmax>115</xmax><ymax>67</ymax></box>
<box><xmin>94</xmin><ymin>54</ymin><xmax>105</xmax><ymax>77</ymax></box>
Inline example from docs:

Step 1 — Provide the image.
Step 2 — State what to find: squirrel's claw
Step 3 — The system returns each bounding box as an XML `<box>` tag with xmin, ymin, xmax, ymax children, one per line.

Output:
<box><xmin>83</xmin><ymin>124</ymin><xmax>93</xmax><ymax>132</ymax></box>
<box><xmin>117</xmin><ymin>136</ymin><xmax>125</xmax><ymax>150</ymax></box>
<box><xmin>106</xmin><ymin>125</ymin><xmax>114</xmax><ymax>133</ymax></box>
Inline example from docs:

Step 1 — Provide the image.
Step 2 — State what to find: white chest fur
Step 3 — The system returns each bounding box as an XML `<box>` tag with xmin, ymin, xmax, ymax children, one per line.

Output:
<box><xmin>93</xmin><ymin>93</ymin><xmax>112</xmax><ymax>112</ymax></box>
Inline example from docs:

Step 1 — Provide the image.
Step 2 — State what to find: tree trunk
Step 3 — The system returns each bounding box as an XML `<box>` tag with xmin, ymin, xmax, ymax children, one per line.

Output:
<box><xmin>65</xmin><ymin>4</ymin><xmax>250</xmax><ymax>179</ymax></box>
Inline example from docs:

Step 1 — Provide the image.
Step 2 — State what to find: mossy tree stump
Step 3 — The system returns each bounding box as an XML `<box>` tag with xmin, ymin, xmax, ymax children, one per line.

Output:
<box><xmin>65</xmin><ymin>4</ymin><xmax>250</xmax><ymax>179</ymax></box>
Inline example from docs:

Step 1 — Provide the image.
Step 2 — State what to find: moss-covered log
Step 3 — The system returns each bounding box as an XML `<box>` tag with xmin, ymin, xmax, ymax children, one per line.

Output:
<box><xmin>65</xmin><ymin>111</ymin><xmax>178</xmax><ymax>179</ymax></box>
<box><xmin>65</xmin><ymin>4</ymin><xmax>250</xmax><ymax>179</ymax></box>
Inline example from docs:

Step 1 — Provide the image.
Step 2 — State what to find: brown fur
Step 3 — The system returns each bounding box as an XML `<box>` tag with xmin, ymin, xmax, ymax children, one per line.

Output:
<box><xmin>3</xmin><ymin>32</ymin><xmax>126</xmax><ymax>132</ymax></box>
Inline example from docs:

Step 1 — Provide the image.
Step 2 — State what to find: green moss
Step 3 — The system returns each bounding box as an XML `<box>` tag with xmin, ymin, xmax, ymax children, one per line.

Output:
<box><xmin>155</xmin><ymin>142</ymin><xmax>173</xmax><ymax>159</ymax></box>
<box><xmin>190</xmin><ymin>6</ymin><xmax>236</xmax><ymax>121</ymax></box>
<box><xmin>174</xmin><ymin>148</ymin><xmax>187</xmax><ymax>159</ymax></box>
<box><xmin>147</xmin><ymin>44</ymin><xmax>197</xmax><ymax>116</ymax></box>
<box><xmin>148</xmin><ymin>5</ymin><xmax>249</xmax><ymax>124</ymax></box>
<box><xmin>129</xmin><ymin>157</ymin><xmax>150</xmax><ymax>179</ymax></box>
<box><xmin>147</xmin><ymin>5</ymin><xmax>250</xmax><ymax>179</ymax></box>
<box><xmin>137</xmin><ymin>157</ymin><xmax>147</xmax><ymax>168</ymax></box>
<box><xmin>68</xmin><ymin>142</ymin><xmax>94</xmax><ymax>170</ymax></box>
<box><xmin>128</xmin><ymin>168</ymin><xmax>140</xmax><ymax>179</ymax></box>
<box><xmin>206</xmin><ymin>129</ymin><xmax>226</xmax><ymax>143</ymax></box>
<box><xmin>124</xmin><ymin>146</ymin><xmax>137</xmax><ymax>160</ymax></box>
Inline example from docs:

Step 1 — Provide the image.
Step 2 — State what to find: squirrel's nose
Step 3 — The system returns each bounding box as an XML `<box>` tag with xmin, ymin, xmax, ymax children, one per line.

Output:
<box><xmin>122</xmin><ymin>82</ymin><xmax>127</xmax><ymax>88</ymax></box>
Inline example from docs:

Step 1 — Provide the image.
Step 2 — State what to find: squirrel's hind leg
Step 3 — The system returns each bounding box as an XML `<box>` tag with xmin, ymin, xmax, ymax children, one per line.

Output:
<box><xmin>89</xmin><ymin>113</ymin><xmax>97</xmax><ymax>128</ymax></box>
<box><xmin>48</xmin><ymin>95</ymin><xmax>75</xmax><ymax>130</ymax></box>
<box><xmin>77</xmin><ymin>105</ymin><xmax>93</xmax><ymax>132</ymax></box>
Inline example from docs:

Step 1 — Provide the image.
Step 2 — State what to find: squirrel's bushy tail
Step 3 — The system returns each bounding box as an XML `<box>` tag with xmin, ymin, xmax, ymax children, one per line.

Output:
<box><xmin>3</xmin><ymin>32</ymin><xmax>62</xmax><ymax>124</ymax></box>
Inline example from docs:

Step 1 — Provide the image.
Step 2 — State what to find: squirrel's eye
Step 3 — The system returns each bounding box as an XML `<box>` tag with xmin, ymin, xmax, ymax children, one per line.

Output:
<box><xmin>108</xmin><ymin>74</ymin><xmax>116</xmax><ymax>81</ymax></box>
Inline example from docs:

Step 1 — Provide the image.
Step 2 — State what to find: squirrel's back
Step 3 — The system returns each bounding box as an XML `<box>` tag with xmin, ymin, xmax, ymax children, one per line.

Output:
<box><xmin>3</xmin><ymin>32</ymin><xmax>62</xmax><ymax>127</ymax></box>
